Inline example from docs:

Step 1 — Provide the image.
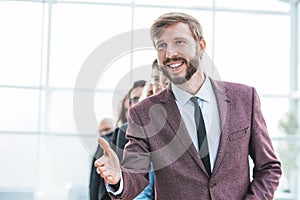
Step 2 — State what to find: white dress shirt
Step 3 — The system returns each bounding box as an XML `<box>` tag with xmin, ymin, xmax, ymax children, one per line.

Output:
<box><xmin>171</xmin><ymin>77</ymin><xmax>221</xmax><ymax>172</ymax></box>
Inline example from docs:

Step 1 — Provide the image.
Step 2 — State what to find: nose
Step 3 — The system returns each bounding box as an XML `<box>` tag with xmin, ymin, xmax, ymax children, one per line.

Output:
<box><xmin>165</xmin><ymin>46</ymin><xmax>178</xmax><ymax>58</ymax></box>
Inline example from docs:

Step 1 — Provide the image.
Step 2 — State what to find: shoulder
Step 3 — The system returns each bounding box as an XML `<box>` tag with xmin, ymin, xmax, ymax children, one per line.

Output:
<box><xmin>131</xmin><ymin>89</ymin><xmax>171</xmax><ymax>111</ymax></box>
<box><xmin>223</xmin><ymin>80</ymin><xmax>253</xmax><ymax>91</ymax></box>
<box><xmin>212</xmin><ymin>79</ymin><xmax>256</xmax><ymax>97</ymax></box>
<box><xmin>118</xmin><ymin>123</ymin><xmax>128</xmax><ymax>135</ymax></box>
<box><xmin>127</xmin><ymin>89</ymin><xmax>172</xmax><ymax>125</ymax></box>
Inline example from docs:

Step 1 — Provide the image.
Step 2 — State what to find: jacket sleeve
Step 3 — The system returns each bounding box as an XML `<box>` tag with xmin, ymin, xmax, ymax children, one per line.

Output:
<box><xmin>111</xmin><ymin>106</ymin><xmax>151</xmax><ymax>200</ymax></box>
<box><xmin>244</xmin><ymin>88</ymin><xmax>282</xmax><ymax>199</ymax></box>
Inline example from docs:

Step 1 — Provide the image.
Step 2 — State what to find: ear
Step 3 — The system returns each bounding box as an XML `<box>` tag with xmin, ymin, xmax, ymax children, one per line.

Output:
<box><xmin>197</xmin><ymin>38</ymin><xmax>206</xmax><ymax>57</ymax></box>
<box><xmin>199</xmin><ymin>38</ymin><xmax>206</xmax><ymax>51</ymax></box>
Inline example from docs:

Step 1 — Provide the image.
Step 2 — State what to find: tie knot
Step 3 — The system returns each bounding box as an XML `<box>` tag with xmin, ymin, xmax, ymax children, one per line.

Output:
<box><xmin>190</xmin><ymin>96</ymin><xmax>199</xmax><ymax>106</ymax></box>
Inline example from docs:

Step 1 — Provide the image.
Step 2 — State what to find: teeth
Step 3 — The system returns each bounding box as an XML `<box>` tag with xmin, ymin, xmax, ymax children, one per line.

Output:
<box><xmin>169</xmin><ymin>63</ymin><xmax>181</xmax><ymax>68</ymax></box>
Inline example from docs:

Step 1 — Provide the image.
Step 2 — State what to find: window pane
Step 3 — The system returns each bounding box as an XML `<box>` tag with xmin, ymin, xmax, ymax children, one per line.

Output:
<box><xmin>47</xmin><ymin>90</ymin><xmax>116</xmax><ymax>134</ymax></box>
<box><xmin>214</xmin><ymin>12</ymin><xmax>290</xmax><ymax>95</ymax></box>
<box><xmin>95</xmin><ymin>50</ymin><xmax>159</xmax><ymax>92</ymax></box>
<box><xmin>0</xmin><ymin>88</ymin><xmax>39</xmax><ymax>131</ymax></box>
<box><xmin>132</xmin><ymin>50</ymin><xmax>156</xmax><ymax>82</ymax></box>
<box><xmin>260</xmin><ymin>97</ymin><xmax>289</xmax><ymax>137</ymax></box>
<box><xmin>95</xmin><ymin>52</ymin><xmax>155</xmax><ymax>123</ymax></box>
<box><xmin>96</xmin><ymin>53</ymin><xmax>131</xmax><ymax>90</ymax></box>
<box><xmin>36</xmin><ymin>135</ymin><xmax>90</xmax><ymax>199</ymax></box>
<box><xmin>58</xmin><ymin>0</ymin><xmax>132</xmax><ymax>3</ymax></box>
<box><xmin>46</xmin><ymin>91</ymin><xmax>75</xmax><ymax>133</ymax></box>
<box><xmin>272</xmin><ymin>139</ymin><xmax>300</xmax><ymax>196</ymax></box>
<box><xmin>135</xmin><ymin>0</ymin><xmax>212</xmax><ymax>8</ymax></box>
<box><xmin>49</xmin><ymin>4</ymin><xmax>132</xmax><ymax>88</ymax></box>
<box><xmin>96</xmin><ymin>53</ymin><xmax>154</xmax><ymax>121</ymax></box>
<box><xmin>94</xmin><ymin>91</ymin><xmax>117</xmax><ymax>125</ymax></box>
<box><xmin>0</xmin><ymin>1</ymin><xmax>43</xmax><ymax>87</ymax></box>
<box><xmin>0</xmin><ymin>134</ymin><xmax>38</xmax><ymax>189</ymax></box>
<box><xmin>216</xmin><ymin>0</ymin><xmax>290</xmax><ymax>12</ymax></box>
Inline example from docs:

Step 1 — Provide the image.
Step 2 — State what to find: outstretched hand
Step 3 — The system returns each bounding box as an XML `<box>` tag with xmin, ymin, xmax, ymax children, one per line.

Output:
<box><xmin>94</xmin><ymin>137</ymin><xmax>121</xmax><ymax>185</ymax></box>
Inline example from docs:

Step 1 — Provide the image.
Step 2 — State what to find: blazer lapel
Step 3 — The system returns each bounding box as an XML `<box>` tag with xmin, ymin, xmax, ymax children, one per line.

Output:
<box><xmin>210</xmin><ymin>79</ymin><xmax>231</xmax><ymax>176</ymax></box>
<box><xmin>159</xmin><ymin>88</ymin><xmax>210</xmax><ymax>176</ymax></box>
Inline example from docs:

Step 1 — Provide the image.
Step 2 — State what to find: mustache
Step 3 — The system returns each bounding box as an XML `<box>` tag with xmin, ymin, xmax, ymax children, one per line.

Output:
<box><xmin>163</xmin><ymin>57</ymin><xmax>187</xmax><ymax>65</ymax></box>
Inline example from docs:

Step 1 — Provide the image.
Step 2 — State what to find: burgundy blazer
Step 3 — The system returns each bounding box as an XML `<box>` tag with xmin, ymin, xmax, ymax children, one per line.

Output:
<box><xmin>115</xmin><ymin>79</ymin><xmax>281</xmax><ymax>200</ymax></box>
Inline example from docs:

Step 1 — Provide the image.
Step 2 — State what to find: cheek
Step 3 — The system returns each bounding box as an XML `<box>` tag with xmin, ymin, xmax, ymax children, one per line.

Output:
<box><xmin>157</xmin><ymin>52</ymin><xmax>165</xmax><ymax>64</ymax></box>
<box><xmin>183</xmin><ymin>47</ymin><xmax>197</xmax><ymax>58</ymax></box>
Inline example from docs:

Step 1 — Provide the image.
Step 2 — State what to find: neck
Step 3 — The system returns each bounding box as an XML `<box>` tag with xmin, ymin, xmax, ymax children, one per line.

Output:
<box><xmin>175</xmin><ymin>70</ymin><xmax>205</xmax><ymax>95</ymax></box>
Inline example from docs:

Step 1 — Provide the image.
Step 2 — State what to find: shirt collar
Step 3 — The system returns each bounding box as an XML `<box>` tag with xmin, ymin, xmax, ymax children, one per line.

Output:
<box><xmin>172</xmin><ymin>76</ymin><xmax>212</xmax><ymax>106</ymax></box>
<box><xmin>195</xmin><ymin>77</ymin><xmax>211</xmax><ymax>103</ymax></box>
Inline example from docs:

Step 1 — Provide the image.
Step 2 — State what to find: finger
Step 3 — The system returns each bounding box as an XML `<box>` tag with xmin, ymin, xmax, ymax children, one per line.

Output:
<box><xmin>101</xmin><ymin>170</ymin><xmax>110</xmax><ymax>177</ymax></box>
<box><xmin>103</xmin><ymin>175</ymin><xmax>115</xmax><ymax>183</ymax></box>
<box><xmin>107</xmin><ymin>175</ymin><xmax>115</xmax><ymax>183</ymax></box>
<box><xmin>96</xmin><ymin>167</ymin><xmax>102</xmax><ymax>175</ymax></box>
<box><xmin>98</xmin><ymin>137</ymin><xmax>111</xmax><ymax>155</ymax></box>
<box><xmin>94</xmin><ymin>158</ymin><xmax>104</xmax><ymax>167</ymax></box>
<box><xmin>98</xmin><ymin>165</ymin><xmax>106</xmax><ymax>172</ymax></box>
<box><xmin>104</xmin><ymin>172</ymin><xmax>121</xmax><ymax>185</ymax></box>
<box><xmin>99</xmin><ymin>170</ymin><xmax>114</xmax><ymax>182</ymax></box>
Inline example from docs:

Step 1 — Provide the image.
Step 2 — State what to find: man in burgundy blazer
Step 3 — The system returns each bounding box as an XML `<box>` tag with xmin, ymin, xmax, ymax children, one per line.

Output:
<box><xmin>95</xmin><ymin>12</ymin><xmax>281</xmax><ymax>199</ymax></box>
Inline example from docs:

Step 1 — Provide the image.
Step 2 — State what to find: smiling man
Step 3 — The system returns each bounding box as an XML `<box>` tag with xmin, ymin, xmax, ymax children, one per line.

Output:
<box><xmin>155</xmin><ymin>22</ymin><xmax>203</xmax><ymax>86</ymax></box>
<box><xmin>95</xmin><ymin>12</ymin><xmax>282</xmax><ymax>200</ymax></box>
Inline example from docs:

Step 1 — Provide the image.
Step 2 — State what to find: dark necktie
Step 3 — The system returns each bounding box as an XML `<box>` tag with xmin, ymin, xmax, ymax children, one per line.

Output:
<box><xmin>190</xmin><ymin>96</ymin><xmax>211</xmax><ymax>176</ymax></box>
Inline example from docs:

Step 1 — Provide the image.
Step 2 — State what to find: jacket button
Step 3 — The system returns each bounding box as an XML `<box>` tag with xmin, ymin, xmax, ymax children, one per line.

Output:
<box><xmin>209</xmin><ymin>182</ymin><xmax>216</xmax><ymax>188</ymax></box>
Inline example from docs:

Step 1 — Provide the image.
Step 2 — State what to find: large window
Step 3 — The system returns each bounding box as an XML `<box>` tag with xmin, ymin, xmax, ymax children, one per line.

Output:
<box><xmin>0</xmin><ymin>0</ymin><xmax>298</xmax><ymax>199</ymax></box>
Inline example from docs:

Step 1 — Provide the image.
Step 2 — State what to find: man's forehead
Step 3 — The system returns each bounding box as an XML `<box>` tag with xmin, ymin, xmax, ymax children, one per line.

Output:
<box><xmin>100</xmin><ymin>121</ymin><xmax>113</xmax><ymax>127</ymax></box>
<box><xmin>154</xmin><ymin>23</ymin><xmax>194</xmax><ymax>41</ymax></box>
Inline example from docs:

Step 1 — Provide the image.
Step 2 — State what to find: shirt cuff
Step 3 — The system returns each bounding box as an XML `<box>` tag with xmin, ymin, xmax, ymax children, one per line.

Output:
<box><xmin>106</xmin><ymin>170</ymin><xmax>124</xmax><ymax>196</ymax></box>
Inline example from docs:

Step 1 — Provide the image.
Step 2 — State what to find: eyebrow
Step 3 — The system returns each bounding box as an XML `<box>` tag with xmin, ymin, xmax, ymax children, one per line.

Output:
<box><xmin>130</xmin><ymin>96</ymin><xmax>140</xmax><ymax>100</ymax></box>
<box><xmin>99</xmin><ymin>128</ymin><xmax>112</xmax><ymax>132</ymax></box>
<box><xmin>155</xmin><ymin>39</ymin><xmax>164</xmax><ymax>46</ymax></box>
<box><xmin>174</xmin><ymin>37</ymin><xmax>188</xmax><ymax>40</ymax></box>
<box><xmin>156</xmin><ymin>37</ymin><xmax>189</xmax><ymax>44</ymax></box>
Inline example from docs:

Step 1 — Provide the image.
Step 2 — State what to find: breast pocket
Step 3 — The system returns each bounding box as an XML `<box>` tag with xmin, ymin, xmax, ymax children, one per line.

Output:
<box><xmin>228</xmin><ymin>126</ymin><xmax>249</xmax><ymax>141</ymax></box>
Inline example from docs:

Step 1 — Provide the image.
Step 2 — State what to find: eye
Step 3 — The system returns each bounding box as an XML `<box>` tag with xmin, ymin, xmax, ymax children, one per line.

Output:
<box><xmin>157</xmin><ymin>43</ymin><xmax>167</xmax><ymax>50</ymax></box>
<box><xmin>175</xmin><ymin>40</ymin><xmax>185</xmax><ymax>45</ymax></box>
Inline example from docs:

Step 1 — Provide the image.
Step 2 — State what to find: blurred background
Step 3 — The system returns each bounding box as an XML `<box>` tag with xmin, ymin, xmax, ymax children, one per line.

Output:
<box><xmin>0</xmin><ymin>0</ymin><xmax>299</xmax><ymax>199</ymax></box>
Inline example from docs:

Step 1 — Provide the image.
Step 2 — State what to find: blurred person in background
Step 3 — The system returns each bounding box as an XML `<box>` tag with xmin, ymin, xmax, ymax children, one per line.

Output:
<box><xmin>115</xmin><ymin>94</ymin><xmax>130</xmax><ymax>128</ymax></box>
<box><xmin>111</xmin><ymin>94</ymin><xmax>130</xmax><ymax>147</ymax></box>
<box><xmin>150</xmin><ymin>59</ymin><xmax>169</xmax><ymax>95</ymax></box>
<box><xmin>91</xmin><ymin>81</ymin><xmax>147</xmax><ymax>199</ymax></box>
<box><xmin>89</xmin><ymin>118</ymin><xmax>115</xmax><ymax>200</ymax></box>
<box><xmin>116</xmin><ymin>79</ymin><xmax>157</xmax><ymax>200</ymax></box>
<box><xmin>98</xmin><ymin>118</ymin><xmax>115</xmax><ymax>137</ymax></box>
<box><xmin>89</xmin><ymin>92</ymin><xmax>131</xmax><ymax>200</ymax></box>
<box><xmin>115</xmin><ymin>60</ymin><xmax>168</xmax><ymax>199</ymax></box>
<box><xmin>116</xmin><ymin>80</ymin><xmax>146</xmax><ymax>159</ymax></box>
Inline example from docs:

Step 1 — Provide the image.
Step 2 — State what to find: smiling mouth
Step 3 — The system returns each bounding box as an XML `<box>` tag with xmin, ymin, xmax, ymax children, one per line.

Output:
<box><xmin>167</xmin><ymin>61</ymin><xmax>184</xmax><ymax>69</ymax></box>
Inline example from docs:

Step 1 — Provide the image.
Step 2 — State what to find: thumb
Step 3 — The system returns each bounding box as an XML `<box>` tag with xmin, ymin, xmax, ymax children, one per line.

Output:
<box><xmin>98</xmin><ymin>137</ymin><xmax>112</xmax><ymax>156</ymax></box>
